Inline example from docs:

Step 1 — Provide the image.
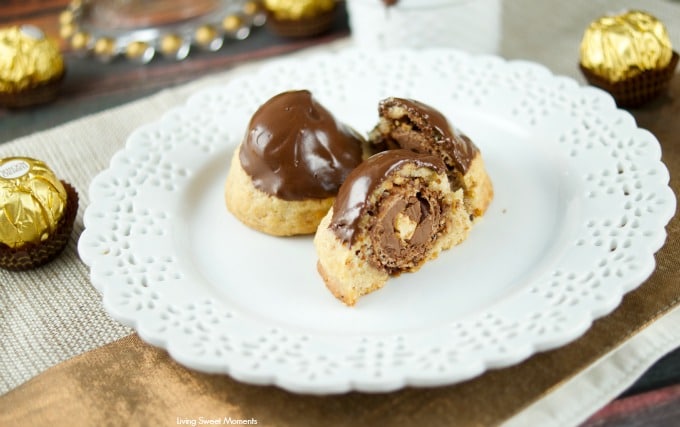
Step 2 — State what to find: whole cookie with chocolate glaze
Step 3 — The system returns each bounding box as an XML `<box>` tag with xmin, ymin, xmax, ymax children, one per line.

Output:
<box><xmin>314</xmin><ymin>149</ymin><xmax>471</xmax><ymax>306</ymax></box>
<box><xmin>225</xmin><ymin>90</ymin><xmax>370</xmax><ymax>236</ymax></box>
<box><xmin>369</xmin><ymin>97</ymin><xmax>493</xmax><ymax>220</ymax></box>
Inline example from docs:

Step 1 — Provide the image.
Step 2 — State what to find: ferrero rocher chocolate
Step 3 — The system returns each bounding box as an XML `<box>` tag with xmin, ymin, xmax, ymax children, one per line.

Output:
<box><xmin>0</xmin><ymin>156</ymin><xmax>78</xmax><ymax>271</ymax></box>
<box><xmin>0</xmin><ymin>25</ymin><xmax>65</xmax><ymax>108</ymax></box>
<box><xmin>0</xmin><ymin>157</ymin><xmax>67</xmax><ymax>249</ymax></box>
<box><xmin>264</xmin><ymin>0</ymin><xmax>337</xmax><ymax>38</ymax></box>
<box><xmin>579</xmin><ymin>10</ymin><xmax>678</xmax><ymax>107</ymax></box>
<box><xmin>264</xmin><ymin>0</ymin><xmax>335</xmax><ymax>20</ymax></box>
<box><xmin>579</xmin><ymin>10</ymin><xmax>673</xmax><ymax>82</ymax></box>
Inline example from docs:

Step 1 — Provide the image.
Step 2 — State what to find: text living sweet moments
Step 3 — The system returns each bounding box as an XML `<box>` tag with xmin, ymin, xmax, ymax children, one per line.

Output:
<box><xmin>177</xmin><ymin>416</ymin><xmax>258</xmax><ymax>425</ymax></box>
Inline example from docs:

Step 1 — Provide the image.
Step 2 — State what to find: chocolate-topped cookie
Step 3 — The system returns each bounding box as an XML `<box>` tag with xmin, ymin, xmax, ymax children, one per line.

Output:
<box><xmin>225</xmin><ymin>90</ymin><xmax>370</xmax><ymax>236</ymax></box>
<box><xmin>314</xmin><ymin>149</ymin><xmax>472</xmax><ymax>306</ymax></box>
<box><xmin>369</xmin><ymin>97</ymin><xmax>493</xmax><ymax>219</ymax></box>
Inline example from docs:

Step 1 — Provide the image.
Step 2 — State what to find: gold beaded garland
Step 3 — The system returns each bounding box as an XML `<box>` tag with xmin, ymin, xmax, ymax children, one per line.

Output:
<box><xmin>58</xmin><ymin>0</ymin><xmax>266</xmax><ymax>63</ymax></box>
<box><xmin>70</xmin><ymin>31</ymin><xmax>90</xmax><ymax>50</ymax></box>
<box><xmin>59</xmin><ymin>10</ymin><xmax>73</xmax><ymax>26</ymax></box>
<box><xmin>125</xmin><ymin>41</ymin><xmax>149</xmax><ymax>59</ymax></box>
<box><xmin>222</xmin><ymin>15</ymin><xmax>243</xmax><ymax>32</ymax></box>
<box><xmin>195</xmin><ymin>25</ymin><xmax>217</xmax><ymax>46</ymax></box>
<box><xmin>160</xmin><ymin>34</ymin><xmax>183</xmax><ymax>55</ymax></box>
<box><xmin>244</xmin><ymin>1</ymin><xmax>260</xmax><ymax>15</ymax></box>
<box><xmin>93</xmin><ymin>37</ymin><xmax>116</xmax><ymax>57</ymax></box>
<box><xmin>59</xmin><ymin>23</ymin><xmax>75</xmax><ymax>39</ymax></box>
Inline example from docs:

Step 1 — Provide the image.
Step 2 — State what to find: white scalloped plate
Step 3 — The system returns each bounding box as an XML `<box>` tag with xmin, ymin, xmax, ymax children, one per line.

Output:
<box><xmin>78</xmin><ymin>48</ymin><xmax>675</xmax><ymax>394</ymax></box>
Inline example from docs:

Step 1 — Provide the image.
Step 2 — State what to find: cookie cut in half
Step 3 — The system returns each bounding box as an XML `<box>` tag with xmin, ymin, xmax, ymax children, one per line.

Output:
<box><xmin>369</xmin><ymin>97</ymin><xmax>493</xmax><ymax>219</ymax></box>
<box><xmin>314</xmin><ymin>149</ymin><xmax>471</xmax><ymax>306</ymax></box>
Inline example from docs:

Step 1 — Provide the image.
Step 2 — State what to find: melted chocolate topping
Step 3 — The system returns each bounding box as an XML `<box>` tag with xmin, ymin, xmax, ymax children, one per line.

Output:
<box><xmin>329</xmin><ymin>149</ymin><xmax>445</xmax><ymax>245</ymax></box>
<box><xmin>239</xmin><ymin>90</ymin><xmax>365</xmax><ymax>200</ymax></box>
<box><xmin>379</xmin><ymin>97</ymin><xmax>479</xmax><ymax>174</ymax></box>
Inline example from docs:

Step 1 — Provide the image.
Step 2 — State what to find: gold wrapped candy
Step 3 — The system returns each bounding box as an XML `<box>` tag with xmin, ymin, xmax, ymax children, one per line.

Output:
<box><xmin>264</xmin><ymin>0</ymin><xmax>335</xmax><ymax>20</ymax></box>
<box><xmin>0</xmin><ymin>25</ymin><xmax>65</xmax><ymax>93</ymax></box>
<box><xmin>580</xmin><ymin>10</ymin><xmax>673</xmax><ymax>82</ymax></box>
<box><xmin>0</xmin><ymin>157</ymin><xmax>67</xmax><ymax>249</ymax></box>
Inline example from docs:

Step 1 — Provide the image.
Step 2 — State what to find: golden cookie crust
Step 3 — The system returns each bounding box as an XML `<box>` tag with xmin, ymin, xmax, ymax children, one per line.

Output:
<box><xmin>462</xmin><ymin>152</ymin><xmax>494</xmax><ymax>219</ymax></box>
<box><xmin>224</xmin><ymin>146</ymin><xmax>335</xmax><ymax>236</ymax></box>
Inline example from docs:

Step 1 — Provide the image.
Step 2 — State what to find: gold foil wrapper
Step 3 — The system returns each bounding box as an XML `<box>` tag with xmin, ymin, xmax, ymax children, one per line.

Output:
<box><xmin>0</xmin><ymin>157</ymin><xmax>67</xmax><ymax>249</ymax></box>
<box><xmin>580</xmin><ymin>10</ymin><xmax>673</xmax><ymax>82</ymax></box>
<box><xmin>264</xmin><ymin>0</ymin><xmax>335</xmax><ymax>20</ymax></box>
<box><xmin>0</xmin><ymin>25</ymin><xmax>65</xmax><ymax>93</ymax></box>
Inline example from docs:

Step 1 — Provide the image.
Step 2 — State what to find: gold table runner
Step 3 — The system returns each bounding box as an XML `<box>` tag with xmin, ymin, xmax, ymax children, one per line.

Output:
<box><xmin>0</xmin><ymin>244</ymin><xmax>678</xmax><ymax>427</ymax></box>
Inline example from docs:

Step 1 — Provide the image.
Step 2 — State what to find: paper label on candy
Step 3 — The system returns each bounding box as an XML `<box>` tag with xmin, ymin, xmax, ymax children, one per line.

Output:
<box><xmin>19</xmin><ymin>25</ymin><xmax>44</xmax><ymax>41</ymax></box>
<box><xmin>0</xmin><ymin>159</ymin><xmax>30</xmax><ymax>179</ymax></box>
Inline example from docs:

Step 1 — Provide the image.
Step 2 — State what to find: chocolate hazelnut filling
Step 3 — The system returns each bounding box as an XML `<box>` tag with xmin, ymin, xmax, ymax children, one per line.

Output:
<box><xmin>369</xmin><ymin>186</ymin><xmax>445</xmax><ymax>274</ymax></box>
<box><xmin>329</xmin><ymin>149</ymin><xmax>451</xmax><ymax>274</ymax></box>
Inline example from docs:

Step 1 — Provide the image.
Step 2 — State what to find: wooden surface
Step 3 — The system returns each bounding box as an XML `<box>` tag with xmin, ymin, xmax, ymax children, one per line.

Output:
<box><xmin>1</xmin><ymin>2</ymin><xmax>680</xmax><ymax>426</ymax></box>
<box><xmin>0</xmin><ymin>0</ymin><xmax>351</xmax><ymax>142</ymax></box>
